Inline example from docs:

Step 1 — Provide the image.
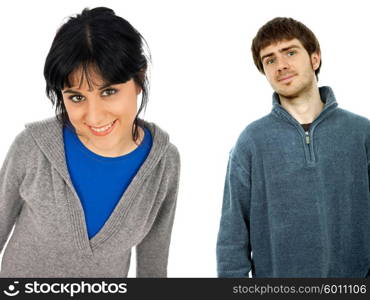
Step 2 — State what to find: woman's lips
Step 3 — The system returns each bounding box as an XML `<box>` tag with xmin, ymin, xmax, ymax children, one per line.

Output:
<box><xmin>88</xmin><ymin>120</ymin><xmax>117</xmax><ymax>136</ymax></box>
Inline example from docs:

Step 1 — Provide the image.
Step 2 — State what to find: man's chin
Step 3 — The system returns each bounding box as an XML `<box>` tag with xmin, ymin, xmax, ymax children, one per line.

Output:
<box><xmin>275</xmin><ymin>85</ymin><xmax>302</xmax><ymax>99</ymax></box>
<box><xmin>278</xmin><ymin>91</ymin><xmax>300</xmax><ymax>99</ymax></box>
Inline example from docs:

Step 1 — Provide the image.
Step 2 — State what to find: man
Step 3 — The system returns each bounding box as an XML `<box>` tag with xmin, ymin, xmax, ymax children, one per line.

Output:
<box><xmin>216</xmin><ymin>17</ymin><xmax>370</xmax><ymax>277</ymax></box>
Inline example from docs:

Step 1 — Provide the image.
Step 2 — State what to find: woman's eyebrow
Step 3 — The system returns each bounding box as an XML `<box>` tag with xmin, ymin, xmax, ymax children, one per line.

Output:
<box><xmin>98</xmin><ymin>83</ymin><xmax>113</xmax><ymax>90</ymax></box>
<box><xmin>62</xmin><ymin>89</ymin><xmax>80</xmax><ymax>94</ymax></box>
<box><xmin>62</xmin><ymin>83</ymin><xmax>114</xmax><ymax>94</ymax></box>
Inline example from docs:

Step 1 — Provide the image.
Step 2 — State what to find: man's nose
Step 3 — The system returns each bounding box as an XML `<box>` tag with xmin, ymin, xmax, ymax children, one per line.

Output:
<box><xmin>276</xmin><ymin>56</ymin><xmax>290</xmax><ymax>72</ymax></box>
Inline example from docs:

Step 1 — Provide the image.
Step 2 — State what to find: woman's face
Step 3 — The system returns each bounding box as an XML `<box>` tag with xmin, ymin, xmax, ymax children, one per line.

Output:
<box><xmin>62</xmin><ymin>67</ymin><xmax>141</xmax><ymax>157</ymax></box>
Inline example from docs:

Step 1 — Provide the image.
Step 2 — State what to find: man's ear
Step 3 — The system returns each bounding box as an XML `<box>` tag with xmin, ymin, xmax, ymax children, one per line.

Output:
<box><xmin>311</xmin><ymin>51</ymin><xmax>321</xmax><ymax>71</ymax></box>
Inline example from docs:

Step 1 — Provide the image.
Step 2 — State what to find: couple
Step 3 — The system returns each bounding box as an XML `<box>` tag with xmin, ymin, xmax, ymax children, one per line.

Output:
<box><xmin>0</xmin><ymin>7</ymin><xmax>369</xmax><ymax>278</ymax></box>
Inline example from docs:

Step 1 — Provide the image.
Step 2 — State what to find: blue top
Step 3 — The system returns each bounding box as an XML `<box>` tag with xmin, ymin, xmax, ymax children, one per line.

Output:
<box><xmin>216</xmin><ymin>86</ymin><xmax>370</xmax><ymax>278</ymax></box>
<box><xmin>64</xmin><ymin>126</ymin><xmax>152</xmax><ymax>239</ymax></box>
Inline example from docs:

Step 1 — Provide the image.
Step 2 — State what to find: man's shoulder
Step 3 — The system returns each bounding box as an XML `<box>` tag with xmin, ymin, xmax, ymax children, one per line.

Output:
<box><xmin>334</xmin><ymin>108</ymin><xmax>370</xmax><ymax>131</ymax></box>
<box><xmin>233</xmin><ymin>113</ymin><xmax>275</xmax><ymax>155</ymax></box>
<box><xmin>237</xmin><ymin>113</ymin><xmax>275</xmax><ymax>142</ymax></box>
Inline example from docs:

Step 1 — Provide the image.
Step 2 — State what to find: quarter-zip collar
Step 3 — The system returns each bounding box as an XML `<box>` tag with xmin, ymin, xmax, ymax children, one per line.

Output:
<box><xmin>271</xmin><ymin>86</ymin><xmax>338</xmax><ymax>127</ymax></box>
<box><xmin>271</xmin><ymin>86</ymin><xmax>338</xmax><ymax>164</ymax></box>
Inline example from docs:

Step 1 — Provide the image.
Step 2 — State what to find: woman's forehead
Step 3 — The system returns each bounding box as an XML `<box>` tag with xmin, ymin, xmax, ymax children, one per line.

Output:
<box><xmin>66</xmin><ymin>65</ymin><xmax>108</xmax><ymax>90</ymax></box>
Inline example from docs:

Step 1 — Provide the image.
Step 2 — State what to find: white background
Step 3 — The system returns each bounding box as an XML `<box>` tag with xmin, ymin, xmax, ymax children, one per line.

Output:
<box><xmin>0</xmin><ymin>0</ymin><xmax>370</xmax><ymax>277</ymax></box>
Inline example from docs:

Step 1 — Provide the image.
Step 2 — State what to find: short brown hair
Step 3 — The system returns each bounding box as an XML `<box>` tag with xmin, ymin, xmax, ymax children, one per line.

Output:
<box><xmin>251</xmin><ymin>17</ymin><xmax>321</xmax><ymax>78</ymax></box>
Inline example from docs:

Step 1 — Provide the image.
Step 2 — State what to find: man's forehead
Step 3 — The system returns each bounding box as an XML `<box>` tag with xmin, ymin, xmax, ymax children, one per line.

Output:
<box><xmin>260</xmin><ymin>38</ymin><xmax>303</xmax><ymax>57</ymax></box>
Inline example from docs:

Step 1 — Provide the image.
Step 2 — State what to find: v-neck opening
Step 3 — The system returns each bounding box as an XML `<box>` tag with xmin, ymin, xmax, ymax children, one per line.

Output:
<box><xmin>86</xmin><ymin>125</ymin><xmax>164</xmax><ymax>250</ymax></box>
<box><xmin>27</xmin><ymin>118</ymin><xmax>169</xmax><ymax>255</ymax></box>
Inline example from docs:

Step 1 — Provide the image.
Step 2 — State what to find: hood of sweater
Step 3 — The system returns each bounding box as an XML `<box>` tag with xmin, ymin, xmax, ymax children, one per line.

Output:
<box><xmin>271</xmin><ymin>86</ymin><xmax>338</xmax><ymax>130</ymax></box>
<box><xmin>23</xmin><ymin>117</ymin><xmax>172</xmax><ymax>253</ymax></box>
<box><xmin>25</xmin><ymin>117</ymin><xmax>170</xmax><ymax>188</ymax></box>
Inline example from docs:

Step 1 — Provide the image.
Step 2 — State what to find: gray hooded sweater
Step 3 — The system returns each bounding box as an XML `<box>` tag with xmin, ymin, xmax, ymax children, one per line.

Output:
<box><xmin>217</xmin><ymin>86</ymin><xmax>370</xmax><ymax>277</ymax></box>
<box><xmin>0</xmin><ymin>117</ymin><xmax>180</xmax><ymax>277</ymax></box>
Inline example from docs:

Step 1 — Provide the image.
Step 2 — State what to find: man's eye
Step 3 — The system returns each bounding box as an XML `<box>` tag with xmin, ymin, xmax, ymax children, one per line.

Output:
<box><xmin>69</xmin><ymin>95</ymin><xmax>85</xmax><ymax>103</ymax></box>
<box><xmin>287</xmin><ymin>50</ymin><xmax>296</xmax><ymax>56</ymax></box>
<box><xmin>266</xmin><ymin>58</ymin><xmax>275</xmax><ymax>65</ymax></box>
<box><xmin>101</xmin><ymin>88</ymin><xmax>117</xmax><ymax>96</ymax></box>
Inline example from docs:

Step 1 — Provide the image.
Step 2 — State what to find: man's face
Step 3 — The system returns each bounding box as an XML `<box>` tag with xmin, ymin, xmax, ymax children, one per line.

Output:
<box><xmin>259</xmin><ymin>38</ymin><xmax>320</xmax><ymax>98</ymax></box>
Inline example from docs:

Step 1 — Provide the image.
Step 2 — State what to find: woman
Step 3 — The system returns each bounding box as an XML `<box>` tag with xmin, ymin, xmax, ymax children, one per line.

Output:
<box><xmin>0</xmin><ymin>7</ymin><xmax>180</xmax><ymax>277</ymax></box>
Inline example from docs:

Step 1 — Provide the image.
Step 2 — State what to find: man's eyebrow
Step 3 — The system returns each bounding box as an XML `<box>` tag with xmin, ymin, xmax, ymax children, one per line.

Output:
<box><xmin>280</xmin><ymin>45</ymin><xmax>300</xmax><ymax>52</ymax></box>
<box><xmin>260</xmin><ymin>45</ymin><xmax>301</xmax><ymax>62</ymax></box>
<box><xmin>261</xmin><ymin>52</ymin><xmax>274</xmax><ymax>62</ymax></box>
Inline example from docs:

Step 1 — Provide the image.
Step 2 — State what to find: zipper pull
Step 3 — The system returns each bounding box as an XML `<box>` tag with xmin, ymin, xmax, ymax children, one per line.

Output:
<box><xmin>305</xmin><ymin>131</ymin><xmax>310</xmax><ymax>144</ymax></box>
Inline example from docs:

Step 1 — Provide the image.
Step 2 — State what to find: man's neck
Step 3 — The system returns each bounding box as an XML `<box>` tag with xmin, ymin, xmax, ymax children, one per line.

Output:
<box><xmin>278</xmin><ymin>85</ymin><xmax>324</xmax><ymax>125</ymax></box>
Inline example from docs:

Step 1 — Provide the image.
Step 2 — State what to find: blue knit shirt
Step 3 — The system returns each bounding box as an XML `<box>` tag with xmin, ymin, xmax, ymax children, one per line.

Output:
<box><xmin>64</xmin><ymin>126</ymin><xmax>152</xmax><ymax>239</ymax></box>
<box><xmin>217</xmin><ymin>86</ymin><xmax>370</xmax><ymax>277</ymax></box>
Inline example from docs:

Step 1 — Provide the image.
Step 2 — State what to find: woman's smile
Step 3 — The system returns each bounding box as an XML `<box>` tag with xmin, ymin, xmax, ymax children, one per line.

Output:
<box><xmin>62</xmin><ymin>68</ymin><xmax>141</xmax><ymax>157</ymax></box>
<box><xmin>88</xmin><ymin>119</ymin><xmax>117</xmax><ymax>136</ymax></box>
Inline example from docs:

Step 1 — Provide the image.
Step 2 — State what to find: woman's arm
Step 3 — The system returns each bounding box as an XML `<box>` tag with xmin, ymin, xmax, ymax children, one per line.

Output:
<box><xmin>136</xmin><ymin>144</ymin><xmax>180</xmax><ymax>277</ymax></box>
<box><xmin>0</xmin><ymin>131</ymin><xmax>28</xmax><ymax>253</ymax></box>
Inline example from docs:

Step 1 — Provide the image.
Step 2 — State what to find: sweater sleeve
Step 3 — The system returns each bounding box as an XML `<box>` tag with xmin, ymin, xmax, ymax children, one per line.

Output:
<box><xmin>0</xmin><ymin>131</ymin><xmax>28</xmax><ymax>254</ymax></box>
<box><xmin>136</xmin><ymin>144</ymin><xmax>180</xmax><ymax>277</ymax></box>
<box><xmin>367</xmin><ymin>130</ymin><xmax>370</xmax><ymax>278</ymax></box>
<box><xmin>216</xmin><ymin>149</ymin><xmax>252</xmax><ymax>277</ymax></box>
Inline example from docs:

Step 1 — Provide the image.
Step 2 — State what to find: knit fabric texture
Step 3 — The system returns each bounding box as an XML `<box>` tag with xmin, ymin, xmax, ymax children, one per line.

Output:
<box><xmin>217</xmin><ymin>86</ymin><xmax>370</xmax><ymax>277</ymax></box>
<box><xmin>0</xmin><ymin>117</ymin><xmax>180</xmax><ymax>277</ymax></box>
<box><xmin>63</xmin><ymin>126</ymin><xmax>152</xmax><ymax>239</ymax></box>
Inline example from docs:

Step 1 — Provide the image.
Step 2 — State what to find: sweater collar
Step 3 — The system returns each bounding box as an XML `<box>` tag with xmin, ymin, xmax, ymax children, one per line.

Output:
<box><xmin>25</xmin><ymin>117</ymin><xmax>170</xmax><ymax>189</ymax></box>
<box><xmin>24</xmin><ymin>117</ymin><xmax>171</xmax><ymax>252</ymax></box>
<box><xmin>271</xmin><ymin>86</ymin><xmax>338</xmax><ymax>125</ymax></box>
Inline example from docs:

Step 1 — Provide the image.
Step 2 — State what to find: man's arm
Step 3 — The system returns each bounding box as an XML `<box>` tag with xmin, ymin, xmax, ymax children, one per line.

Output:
<box><xmin>216</xmin><ymin>152</ymin><xmax>252</xmax><ymax>277</ymax></box>
<box><xmin>366</xmin><ymin>128</ymin><xmax>370</xmax><ymax>278</ymax></box>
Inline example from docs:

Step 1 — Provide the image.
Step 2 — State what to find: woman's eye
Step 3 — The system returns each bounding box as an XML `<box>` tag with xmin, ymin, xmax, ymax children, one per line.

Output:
<box><xmin>101</xmin><ymin>88</ymin><xmax>117</xmax><ymax>96</ymax></box>
<box><xmin>69</xmin><ymin>95</ymin><xmax>85</xmax><ymax>103</ymax></box>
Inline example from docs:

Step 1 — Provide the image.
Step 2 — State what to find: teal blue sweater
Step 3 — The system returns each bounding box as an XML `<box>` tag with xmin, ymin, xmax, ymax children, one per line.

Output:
<box><xmin>217</xmin><ymin>86</ymin><xmax>370</xmax><ymax>277</ymax></box>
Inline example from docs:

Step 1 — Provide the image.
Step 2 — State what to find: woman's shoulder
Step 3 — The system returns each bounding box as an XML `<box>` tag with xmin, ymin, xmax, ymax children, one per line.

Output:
<box><xmin>4</xmin><ymin>117</ymin><xmax>58</xmax><ymax>158</ymax></box>
<box><xmin>2</xmin><ymin>122</ymin><xmax>42</xmax><ymax>176</ymax></box>
<box><xmin>24</xmin><ymin>116</ymin><xmax>63</xmax><ymax>147</ymax></box>
<box><xmin>143</xmin><ymin>120</ymin><xmax>180</xmax><ymax>163</ymax></box>
<box><xmin>24</xmin><ymin>116</ymin><xmax>61</xmax><ymax>133</ymax></box>
<box><xmin>8</xmin><ymin>116</ymin><xmax>63</xmax><ymax>163</ymax></box>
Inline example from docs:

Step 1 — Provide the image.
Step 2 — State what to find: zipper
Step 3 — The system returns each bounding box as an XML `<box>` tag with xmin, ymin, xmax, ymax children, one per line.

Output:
<box><xmin>304</xmin><ymin>130</ymin><xmax>313</xmax><ymax>163</ymax></box>
<box><xmin>272</xmin><ymin>92</ymin><xmax>338</xmax><ymax>165</ymax></box>
<box><xmin>305</xmin><ymin>131</ymin><xmax>310</xmax><ymax>144</ymax></box>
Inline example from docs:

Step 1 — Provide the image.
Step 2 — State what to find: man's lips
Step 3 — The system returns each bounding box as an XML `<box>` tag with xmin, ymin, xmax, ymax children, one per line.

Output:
<box><xmin>278</xmin><ymin>74</ymin><xmax>296</xmax><ymax>82</ymax></box>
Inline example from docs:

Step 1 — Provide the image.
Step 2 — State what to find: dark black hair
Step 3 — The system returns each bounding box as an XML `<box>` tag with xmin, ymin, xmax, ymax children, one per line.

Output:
<box><xmin>44</xmin><ymin>7</ymin><xmax>150</xmax><ymax>142</ymax></box>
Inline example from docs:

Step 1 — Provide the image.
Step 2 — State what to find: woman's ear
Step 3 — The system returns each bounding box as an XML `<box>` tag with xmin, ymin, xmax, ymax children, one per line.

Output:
<box><xmin>135</xmin><ymin>68</ymin><xmax>146</xmax><ymax>95</ymax></box>
<box><xmin>136</xmin><ymin>84</ymin><xmax>142</xmax><ymax>95</ymax></box>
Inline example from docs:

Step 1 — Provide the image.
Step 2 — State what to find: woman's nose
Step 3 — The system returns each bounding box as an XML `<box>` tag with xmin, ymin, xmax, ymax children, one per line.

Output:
<box><xmin>84</xmin><ymin>97</ymin><xmax>106</xmax><ymax>126</ymax></box>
